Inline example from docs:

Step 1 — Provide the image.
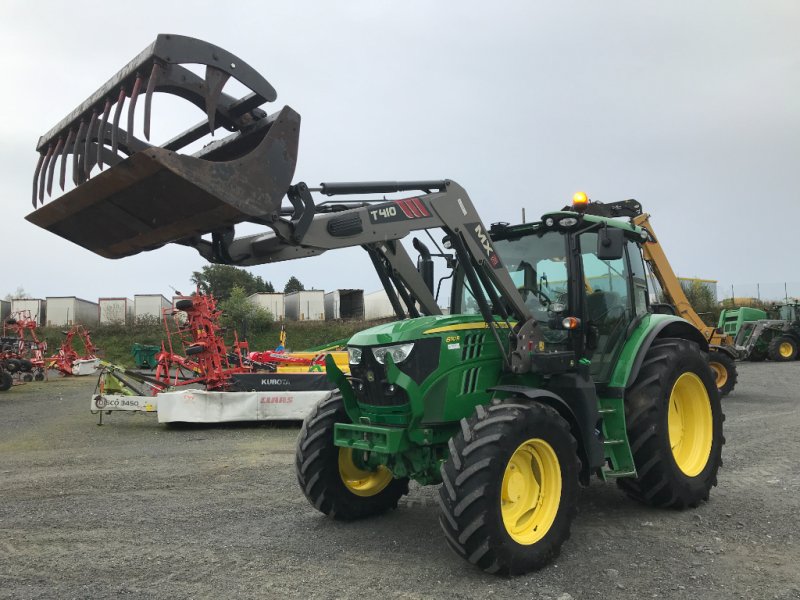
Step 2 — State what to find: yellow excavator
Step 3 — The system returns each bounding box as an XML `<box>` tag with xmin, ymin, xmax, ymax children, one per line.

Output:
<box><xmin>632</xmin><ymin>213</ymin><xmax>738</xmax><ymax>396</ymax></box>
<box><xmin>580</xmin><ymin>198</ymin><xmax>738</xmax><ymax>396</ymax></box>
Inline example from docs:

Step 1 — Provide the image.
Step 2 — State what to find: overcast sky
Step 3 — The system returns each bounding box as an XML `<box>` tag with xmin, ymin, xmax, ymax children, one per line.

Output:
<box><xmin>1</xmin><ymin>1</ymin><xmax>798</xmax><ymax>303</ymax></box>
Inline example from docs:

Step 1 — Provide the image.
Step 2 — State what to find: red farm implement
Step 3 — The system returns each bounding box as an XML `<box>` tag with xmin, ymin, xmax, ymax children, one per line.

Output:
<box><xmin>2</xmin><ymin>311</ymin><xmax>47</xmax><ymax>383</ymax></box>
<box><xmin>154</xmin><ymin>291</ymin><xmax>251</xmax><ymax>390</ymax></box>
<box><xmin>47</xmin><ymin>325</ymin><xmax>99</xmax><ymax>376</ymax></box>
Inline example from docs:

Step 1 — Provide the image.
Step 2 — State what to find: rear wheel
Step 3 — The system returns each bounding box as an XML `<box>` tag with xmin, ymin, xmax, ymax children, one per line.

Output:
<box><xmin>707</xmin><ymin>350</ymin><xmax>737</xmax><ymax>397</ymax></box>
<box><xmin>618</xmin><ymin>338</ymin><xmax>724</xmax><ymax>508</ymax></box>
<box><xmin>4</xmin><ymin>359</ymin><xmax>21</xmax><ymax>373</ymax></box>
<box><xmin>296</xmin><ymin>392</ymin><xmax>408</xmax><ymax>520</ymax></box>
<box><xmin>438</xmin><ymin>401</ymin><xmax>580</xmax><ymax>575</ymax></box>
<box><xmin>0</xmin><ymin>371</ymin><xmax>12</xmax><ymax>392</ymax></box>
<box><xmin>767</xmin><ymin>336</ymin><xmax>797</xmax><ymax>362</ymax></box>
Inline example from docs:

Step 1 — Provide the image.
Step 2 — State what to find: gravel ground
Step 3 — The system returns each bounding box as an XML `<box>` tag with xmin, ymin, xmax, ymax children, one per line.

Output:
<box><xmin>1</xmin><ymin>362</ymin><xmax>799</xmax><ymax>600</ymax></box>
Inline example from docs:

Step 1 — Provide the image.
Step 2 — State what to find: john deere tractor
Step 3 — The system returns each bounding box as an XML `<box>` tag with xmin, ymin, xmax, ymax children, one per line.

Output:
<box><xmin>26</xmin><ymin>35</ymin><xmax>724</xmax><ymax>575</ymax></box>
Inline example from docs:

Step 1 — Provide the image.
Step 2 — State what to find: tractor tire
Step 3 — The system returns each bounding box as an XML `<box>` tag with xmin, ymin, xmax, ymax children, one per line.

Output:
<box><xmin>767</xmin><ymin>336</ymin><xmax>798</xmax><ymax>362</ymax></box>
<box><xmin>296</xmin><ymin>392</ymin><xmax>409</xmax><ymax>520</ymax></box>
<box><xmin>5</xmin><ymin>359</ymin><xmax>21</xmax><ymax>373</ymax></box>
<box><xmin>748</xmin><ymin>348</ymin><xmax>767</xmax><ymax>362</ymax></box>
<box><xmin>175</xmin><ymin>299</ymin><xmax>194</xmax><ymax>311</ymax></box>
<box><xmin>0</xmin><ymin>371</ymin><xmax>11</xmax><ymax>392</ymax></box>
<box><xmin>706</xmin><ymin>351</ymin><xmax>737</xmax><ymax>397</ymax></box>
<box><xmin>19</xmin><ymin>359</ymin><xmax>33</xmax><ymax>373</ymax></box>
<box><xmin>34</xmin><ymin>372</ymin><xmax>45</xmax><ymax>381</ymax></box>
<box><xmin>618</xmin><ymin>338</ymin><xmax>724</xmax><ymax>509</ymax></box>
<box><xmin>438</xmin><ymin>401</ymin><xmax>580</xmax><ymax>575</ymax></box>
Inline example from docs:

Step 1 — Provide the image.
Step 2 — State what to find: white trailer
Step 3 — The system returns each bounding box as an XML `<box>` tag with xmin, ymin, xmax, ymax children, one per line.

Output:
<box><xmin>364</xmin><ymin>289</ymin><xmax>396</xmax><ymax>320</ymax></box>
<box><xmin>45</xmin><ymin>297</ymin><xmax>99</xmax><ymax>326</ymax></box>
<box><xmin>0</xmin><ymin>300</ymin><xmax>9</xmax><ymax>322</ymax></box>
<box><xmin>248</xmin><ymin>292</ymin><xmax>285</xmax><ymax>320</ymax></box>
<box><xmin>134</xmin><ymin>294</ymin><xmax>171</xmax><ymax>321</ymax></box>
<box><xmin>99</xmin><ymin>298</ymin><xmax>134</xmax><ymax>324</ymax></box>
<box><xmin>324</xmin><ymin>289</ymin><xmax>364</xmax><ymax>320</ymax></box>
<box><xmin>285</xmin><ymin>290</ymin><xmax>325</xmax><ymax>321</ymax></box>
<box><xmin>10</xmin><ymin>298</ymin><xmax>46</xmax><ymax>325</ymax></box>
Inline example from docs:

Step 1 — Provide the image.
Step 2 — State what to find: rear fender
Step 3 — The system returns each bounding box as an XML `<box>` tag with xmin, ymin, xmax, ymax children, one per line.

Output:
<box><xmin>611</xmin><ymin>315</ymin><xmax>709</xmax><ymax>389</ymax></box>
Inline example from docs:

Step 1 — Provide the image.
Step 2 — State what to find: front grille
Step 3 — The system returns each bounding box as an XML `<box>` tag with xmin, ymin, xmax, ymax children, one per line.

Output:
<box><xmin>349</xmin><ymin>356</ymin><xmax>409</xmax><ymax>407</ymax></box>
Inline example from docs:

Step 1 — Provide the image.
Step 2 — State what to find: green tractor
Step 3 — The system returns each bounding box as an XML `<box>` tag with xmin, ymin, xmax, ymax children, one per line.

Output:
<box><xmin>26</xmin><ymin>35</ymin><xmax>724</xmax><ymax>576</ymax></box>
<box><xmin>296</xmin><ymin>196</ymin><xmax>724</xmax><ymax>575</ymax></box>
<box><xmin>735</xmin><ymin>302</ymin><xmax>800</xmax><ymax>362</ymax></box>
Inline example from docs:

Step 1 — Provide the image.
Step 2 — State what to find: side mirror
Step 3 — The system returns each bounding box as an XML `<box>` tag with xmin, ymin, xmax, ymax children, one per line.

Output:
<box><xmin>597</xmin><ymin>227</ymin><xmax>624</xmax><ymax>261</ymax></box>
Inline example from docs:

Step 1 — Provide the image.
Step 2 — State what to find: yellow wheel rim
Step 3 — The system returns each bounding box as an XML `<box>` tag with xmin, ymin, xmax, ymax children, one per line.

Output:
<box><xmin>668</xmin><ymin>372</ymin><xmax>713</xmax><ymax>477</ymax></box>
<box><xmin>338</xmin><ymin>448</ymin><xmax>393</xmax><ymax>497</ymax></box>
<box><xmin>779</xmin><ymin>342</ymin><xmax>794</xmax><ymax>358</ymax></box>
<box><xmin>708</xmin><ymin>360</ymin><xmax>727</xmax><ymax>389</ymax></box>
<box><xmin>500</xmin><ymin>438</ymin><xmax>561</xmax><ymax>545</ymax></box>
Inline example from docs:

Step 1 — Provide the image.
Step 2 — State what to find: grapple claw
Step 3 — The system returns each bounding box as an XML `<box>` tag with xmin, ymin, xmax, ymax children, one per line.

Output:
<box><xmin>143</xmin><ymin>62</ymin><xmax>160</xmax><ymax>141</ymax></box>
<box><xmin>84</xmin><ymin>111</ymin><xmax>99</xmax><ymax>179</ymax></box>
<box><xmin>28</xmin><ymin>35</ymin><xmax>299</xmax><ymax>259</ymax></box>
<box><xmin>32</xmin><ymin>152</ymin><xmax>45</xmax><ymax>207</ymax></box>
<box><xmin>46</xmin><ymin>137</ymin><xmax>64</xmax><ymax>196</ymax></box>
<box><xmin>127</xmin><ymin>74</ymin><xmax>143</xmax><ymax>143</ymax></box>
<box><xmin>72</xmin><ymin>119</ymin><xmax>87</xmax><ymax>186</ymax></box>
<box><xmin>111</xmin><ymin>87</ymin><xmax>126</xmax><ymax>155</ymax></box>
<box><xmin>59</xmin><ymin>129</ymin><xmax>75</xmax><ymax>191</ymax></box>
<box><xmin>38</xmin><ymin>144</ymin><xmax>54</xmax><ymax>203</ymax></box>
<box><xmin>97</xmin><ymin>98</ymin><xmax>112</xmax><ymax>169</ymax></box>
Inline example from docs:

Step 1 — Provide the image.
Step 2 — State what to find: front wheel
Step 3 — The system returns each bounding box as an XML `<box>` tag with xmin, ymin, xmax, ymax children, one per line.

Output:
<box><xmin>438</xmin><ymin>401</ymin><xmax>580</xmax><ymax>575</ymax></box>
<box><xmin>707</xmin><ymin>350</ymin><xmax>737</xmax><ymax>397</ymax></box>
<box><xmin>767</xmin><ymin>336</ymin><xmax>798</xmax><ymax>362</ymax></box>
<box><xmin>618</xmin><ymin>338</ymin><xmax>724</xmax><ymax>509</ymax></box>
<box><xmin>295</xmin><ymin>392</ymin><xmax>408</xmax><ymax>521</ymax></box>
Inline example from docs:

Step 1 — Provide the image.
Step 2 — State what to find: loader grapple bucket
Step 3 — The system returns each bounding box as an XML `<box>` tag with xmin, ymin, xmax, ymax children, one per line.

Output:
<box><xmin>26</xmin><ymin>34</ymin><xmax>299</xmax><ymax>259</ymax></box>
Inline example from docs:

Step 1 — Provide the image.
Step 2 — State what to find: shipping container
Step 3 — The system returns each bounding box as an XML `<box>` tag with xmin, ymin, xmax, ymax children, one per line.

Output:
<box><xmin>10</xmin><ymin>299</ymin><xmax>47</xmax><ymax>325</ymax></box>
<box><xmin>248</xmin><ymin>292</ymin><xmax>285</xmax><ymax>320</ymax></box>
<box><xmin>324</xmin><ymin>289</ymin><xmax>364</xmax><ymax>320</ymax></box>
<box><xmin>285</xmin><ymin>290</ymin><xmax>325</xmax><ymax>321</ymax></box>
<box><xmin>99</xmin><ymin>297</ymin><xmax>134</xmax><ymax>324</ymax></box>
<box><xmin>46</xmin><ymin>297</ymin><xmax>99</xmax><ymax>326</ymax></box>
<box><xmin>134</xmin><ymin>294</ymin><xmax>172</xmax><ymax>321</ymax></box>
<box><xmin>364</xmin><ymin>289</ymin><xmax>396</xmax><ymax>320</ymax></box>
<box><xmin>0</xmin><ymin>300</ymin><xmax>9</xmax><ymax>322</ymax></box>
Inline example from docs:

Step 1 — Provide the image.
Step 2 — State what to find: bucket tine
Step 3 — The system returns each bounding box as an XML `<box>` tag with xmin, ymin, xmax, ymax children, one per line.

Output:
<box><xmin>38</xmin><ymin>144</ymin><xmax>54</xmax><ymax>203</ymax></box>
<box><xmin>32</xmin><ymin>152</ymin><xmax>45</xmax><ymax>207</ymax></box>
<box><xmin>97</xmin><ymin>98</ymin><xmax>112</xmax><ymax>170</ymax></box>
<box><xmin>204</xmin><ymin>65</ymin><xmax>231</xmax><ymax>134</ymax></box>
<box><xmin>72</xmin><ymin>119</ymin><xmax>87</xmax><ymax>186</ymax></box>
<box><xmin>143</xmin><ymin>63</ymin><xmax>160</xmax><ymax>141</ymax></box>
<box><xmin>59</xmin><ymin>129</ymin><xmax>75</xmax><ymax>191</ymax></box>
<box><xmin>46</xmin><ymin>137</ymin><xmax>64</xmax><ymax>197</ymax></box>
<box><xmin>111</xmin><ymin>87</ymin><xmax>126</xmax><ymax>155</ymax></box>
<box><xmin>127</xmin><ymin>74</ymin><xmax>143</xmax><ymax>143</ymax></box>
<box><xmin>83</xmin><ymin>110</ymin><xmax>99</xmax><ymax>179</ymax></box>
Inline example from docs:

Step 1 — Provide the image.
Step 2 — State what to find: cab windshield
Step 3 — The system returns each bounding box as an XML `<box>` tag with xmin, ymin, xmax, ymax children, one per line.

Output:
<box><xmin>456</xmin><ymin>230</ymin><xmax>570</xmax><ymax>343</ymax></box>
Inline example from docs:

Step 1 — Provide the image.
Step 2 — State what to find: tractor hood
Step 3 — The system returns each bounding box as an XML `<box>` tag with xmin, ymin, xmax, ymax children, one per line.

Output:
<box><xmin>348</xmin><ymin>314</ymin><xmax>505</xmax><ymax>347</ymax></box>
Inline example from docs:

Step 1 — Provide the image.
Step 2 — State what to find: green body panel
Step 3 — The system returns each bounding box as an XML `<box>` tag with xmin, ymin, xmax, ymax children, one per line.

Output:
<box><xmin>718</xmin><ymin>307</ymin><xmax>767</xmax><ymax>338</ymax></box>
<box><xmin>608</xmin><ymin>313</ymin><xmax>688</xmax><ymax>389</ymax></box>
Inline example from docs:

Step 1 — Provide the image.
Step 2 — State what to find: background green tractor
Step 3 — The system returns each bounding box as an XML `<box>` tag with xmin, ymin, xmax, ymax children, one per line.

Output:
<box><xmin>734</xmin><ymin>302</ymin><xmax>800</xmax><ymax>362</ymax></box>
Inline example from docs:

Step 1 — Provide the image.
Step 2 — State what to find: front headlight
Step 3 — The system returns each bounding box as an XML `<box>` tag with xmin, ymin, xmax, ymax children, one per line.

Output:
<box><xmin>372</xmin><ymin>343</ymin><xmax>415</xmax><ymax>365</ymax></box>
<box><xmin>348</xmin><ymin>347</ymin><xmax>363</xmax><ymax>365</ymax></box>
